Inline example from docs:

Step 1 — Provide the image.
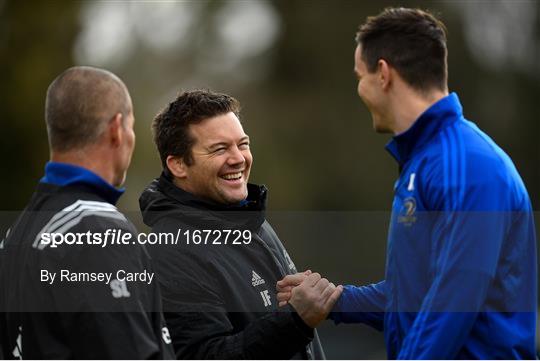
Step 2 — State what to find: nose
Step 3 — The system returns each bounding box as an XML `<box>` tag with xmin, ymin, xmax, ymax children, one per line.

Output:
<box><xmin>227</xmin><ymin>145</ymin><xmax>245</xmax><ymax>166</ymax></box>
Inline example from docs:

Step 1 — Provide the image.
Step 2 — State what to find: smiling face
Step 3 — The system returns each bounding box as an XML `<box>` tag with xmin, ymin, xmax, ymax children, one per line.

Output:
<box><xmin>354</xmin><ymin>45</ymin><xmax>392</xmax><ymax>133</ymax></box>
<box><xmin>179</xmin><ymin>112</ymin><xmax>252</xmax><ymax>205</ymax></box>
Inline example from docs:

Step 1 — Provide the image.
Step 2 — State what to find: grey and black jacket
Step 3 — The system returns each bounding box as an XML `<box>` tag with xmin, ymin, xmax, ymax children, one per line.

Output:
<box><xmin>0</xmin><ymin>181</ymin><xmax>174</xmax><ymax>359</ymax></box>
<box><xmin>139</xmin><ymin>173</ymin><xmax>325</xmax><ymax>359</ymax></box>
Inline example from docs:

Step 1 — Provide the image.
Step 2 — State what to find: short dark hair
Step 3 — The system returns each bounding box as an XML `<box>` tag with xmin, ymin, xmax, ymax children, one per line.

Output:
<box><xmin>152</xmin><ymin>89</ymin><xmax>240</xmax><ymax>171</ymax></box>
<box><xmin>356</xmin><ymin>7</ymin><xmax>448</xmax><ymax>93</ymax></box>
<box><xmin>45</xmin><ymin>66</ymin><xmax>131</xmax><ymax>152</ymax></box>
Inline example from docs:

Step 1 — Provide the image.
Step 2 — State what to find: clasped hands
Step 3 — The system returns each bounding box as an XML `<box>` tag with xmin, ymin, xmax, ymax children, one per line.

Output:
<box><xmin>276</xmin><ymin>270</ymin><xmax>343</xmax><ymax>328</ymax></box>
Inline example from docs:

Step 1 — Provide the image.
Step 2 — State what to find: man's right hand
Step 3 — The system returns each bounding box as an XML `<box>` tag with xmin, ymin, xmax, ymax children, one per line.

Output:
<box><xmin>284</xmin><ymin>272</ymin><xmax>343</xmax><ymax>328</ymax></box>
<box><xmin>276</xmin><ymin>270</ymin><xmax>312</xmax><ymax>307</ymax></box>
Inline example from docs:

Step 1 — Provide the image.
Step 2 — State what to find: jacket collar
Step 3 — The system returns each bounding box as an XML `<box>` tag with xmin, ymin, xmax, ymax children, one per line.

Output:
<box><xmin>156</xmin><ymin>173</ymin><xmax>267</xmax><ymax>212</ymax></box>
<box><xmin>139</xmin><ymin>172</ymin><xmax>267</xmax><ymax>230</ymax></box>
<box><xmin>385</xmin><ymin>92</ymin><xmax>463</xmax><ymax>166</ymax></box>
<box><xmin>40</xmin><ymin>161</ymin><xmax>124</xmax><ymax>204</ymax></box>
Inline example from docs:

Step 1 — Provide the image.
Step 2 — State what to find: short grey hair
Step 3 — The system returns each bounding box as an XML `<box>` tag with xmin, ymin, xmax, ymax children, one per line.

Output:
<box><xmin>45</xmin><ymin>66</ymin><xmax>131</xmax><ymax>152</ymax></box>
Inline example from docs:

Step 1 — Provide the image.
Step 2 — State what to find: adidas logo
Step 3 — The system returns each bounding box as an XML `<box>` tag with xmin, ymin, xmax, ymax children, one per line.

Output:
<box><xmin>251</xmin><ymin>271</ymin><xmax>265</xmax><ymax>287</ymax></box>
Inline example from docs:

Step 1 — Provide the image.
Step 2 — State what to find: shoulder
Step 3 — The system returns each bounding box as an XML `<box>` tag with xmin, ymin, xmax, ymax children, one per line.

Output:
<box><xmin>31</xmin><ymin>198</ymin><xmax>145</xmax><ymax>269</ymax></box>
<box><xmin>417</xmin><ymin>120</ymin><xmax>529</xmax><ymax>210</ymax></box>
<box><xmin>34</xmin><ymin>199</ymin><xmax>134</xmax><ymax>250</ymax></box>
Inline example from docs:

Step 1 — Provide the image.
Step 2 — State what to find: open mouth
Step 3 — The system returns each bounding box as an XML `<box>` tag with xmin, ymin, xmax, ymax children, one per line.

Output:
<box><xmin>220</xmin><ymin>171</ymin><xmax>243</xmax><ymax>181</ymax></box>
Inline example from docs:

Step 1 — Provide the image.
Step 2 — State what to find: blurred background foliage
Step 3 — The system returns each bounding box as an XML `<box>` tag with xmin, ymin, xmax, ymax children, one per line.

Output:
<box><xmin>1</xmin><ymin>0</ymin><xmax>539</xmax><ymax>358</ymax></box>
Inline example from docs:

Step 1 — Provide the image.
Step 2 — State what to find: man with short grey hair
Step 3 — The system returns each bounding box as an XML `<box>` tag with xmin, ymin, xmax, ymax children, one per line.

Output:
<box><xmin>0</xmin><ymin>66</ymin><xmax>173</xmax><ymax>359</ymax></box>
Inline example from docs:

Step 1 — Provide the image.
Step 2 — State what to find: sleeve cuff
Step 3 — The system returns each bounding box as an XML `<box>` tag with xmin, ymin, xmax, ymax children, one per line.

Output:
<box><xmin>282</xmin><ymin>303</ymin><xmax>314</xmax><ymax>339</ymax></box>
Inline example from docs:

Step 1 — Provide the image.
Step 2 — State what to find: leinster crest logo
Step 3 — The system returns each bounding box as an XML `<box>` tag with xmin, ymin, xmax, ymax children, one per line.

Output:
<box><xmin>398</xmin><ymin>197</ymin><xmax>417</xmax><ymax>226</ymax></box>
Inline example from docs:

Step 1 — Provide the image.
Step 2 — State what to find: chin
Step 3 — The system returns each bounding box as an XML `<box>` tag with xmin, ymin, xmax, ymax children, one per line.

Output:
<box><xmin>372</xmin><ymin>118</ymin><xmax>392</xmax><ymax>134</ymax></box>
<box><xmin>373</xmin><ymin>124</ymin><xmax>392</xmax><ymax>134</ymax></box>
<box><xmin>223</xmin><ymin>190</ymin><xmax>248</xmax><ymax>205</ymax></box>
<box><xmin>231</xmin><ymin>195</ymin><xmax>248</xmax><ymax>204</ymax></box>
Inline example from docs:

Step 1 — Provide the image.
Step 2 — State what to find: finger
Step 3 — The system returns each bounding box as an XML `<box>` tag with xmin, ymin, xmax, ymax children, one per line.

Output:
<box><xmin>276</xmin><ymin>292</ymin><xmax>291</xmax><ymax>301</ymax></box>
<box><xmin>303</xmin><ymin>272</ymin><xmax>322</xmax><ymax>287</ymax></box>
<box><xmin>277</xmin><ymin>273</ymin><xmax>308</xmax><ymax>288</ymax></box>
<box><xmin>320</xmin><ymin>282</ymin><xmax>336</xmax><ymax>302</ymax></box>
<box><xmin>276</xmin><ymin>284</ymin><xmax>294</xmax><ymax>293</ymax></box>
<box><xmin>313</xmin><ymin>277</ymin><xmax>330</xmax><ymax>293</ymax></box>
<box><xmin>304</xmin><ymin>270</ymin><xmax>312</xmax><ymax>276</ymax></box>
<box><xmin>277</xmin><ymin>291</ymin><xmax>291</xmax><ymax>303</ymax></box>
<box><xmin>279</xmin><ymin>300</ymin><xmax>288</xmax><ymax>307</ymax></box>
<box><xmin>323</xmin><ymin>285</ymin><xmax>344</xmax><ymax>310</ymax></box>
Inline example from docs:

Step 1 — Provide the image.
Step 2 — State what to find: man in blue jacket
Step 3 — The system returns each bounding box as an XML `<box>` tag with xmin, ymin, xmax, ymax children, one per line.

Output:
<box><xmin>277</xmin><ymin>7</ymin><xmax>537</xmax><ymax>359</ymax></box>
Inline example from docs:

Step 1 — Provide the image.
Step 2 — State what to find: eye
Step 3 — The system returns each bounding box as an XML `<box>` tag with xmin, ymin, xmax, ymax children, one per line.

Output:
<box><xmin>213</xmin><ymin>147</ymin><xmax>226</xmax><ymax>154</ymax></box>
<box><xmin>238</xmin><ymin>142</ymin><xmax>250</xmax><ymax>149</ymax></box>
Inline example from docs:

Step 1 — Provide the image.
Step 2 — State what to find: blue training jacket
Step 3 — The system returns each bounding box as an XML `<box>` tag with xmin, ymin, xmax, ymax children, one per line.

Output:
<box><xmin>330</xmin><ymin>93</ymin><xmax>537</xmax><ymax>359</ymax></box>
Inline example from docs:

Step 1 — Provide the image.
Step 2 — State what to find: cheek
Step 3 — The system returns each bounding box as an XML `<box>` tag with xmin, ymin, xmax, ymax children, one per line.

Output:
<box><xmin>206</xmin><ymin>159</ymin><xmax>222</xmax><ymax>178</ymax></box>
<box><xmin>359</xmin><ymin>80</ymin><xmax>372</xmax><ymax>100</ymax></box>
<box><xmin>125</xmin><ymin>131</ymin><xmax>135</xmax><ymax>155</ymax></box>
<box><xmin>358</xmin><ymin>83</ymin><xmax>370</xmax><ymax>104</ymax></box>
<box><xmin>244</xmin><ymin>151</ymin><xmax>253</xmax><ymax>166</ymax></box>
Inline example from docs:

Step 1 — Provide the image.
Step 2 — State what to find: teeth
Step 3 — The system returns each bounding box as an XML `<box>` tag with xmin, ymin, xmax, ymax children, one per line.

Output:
<box><xmin>222</xmin><ymin>172</ymin><xmax>242</xmax><ymax>180</ymax></box>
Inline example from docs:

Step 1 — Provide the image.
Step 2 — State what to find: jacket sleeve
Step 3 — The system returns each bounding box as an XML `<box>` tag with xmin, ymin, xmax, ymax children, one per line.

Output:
<box><xmin>397</xmin><ymin>161</ymin><xmax>515</xmax><ymax>359</ymax></box>
<box><xmin>152</xmin><ymin>244</ymin><xmax>313</xmax><ymax>359</ymax></box>
<box><xmin>328</xmin><ymin>281</ymin><xmax>386</xmax><ymax>331</ymax></box>
<box><xmin>45</xmin><ymin>216</ymin><xmax>173</xmax><ymax>359</ymax></box>
<box><xmin>164</xmin><ymin>307</ymin><xmax>313</xmax><ymax>359</ymax></box>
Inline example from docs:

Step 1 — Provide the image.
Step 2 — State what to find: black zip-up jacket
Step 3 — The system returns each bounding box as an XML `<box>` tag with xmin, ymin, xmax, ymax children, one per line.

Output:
<box><xmin>139</xmin><ymin>174</ymin><xmax>326</xmax><ymax>359</ymax></box>
<box><xmin>0</xmin><ymin>182</ymin><xmax>174</xmax><ymax>359</ymax></box>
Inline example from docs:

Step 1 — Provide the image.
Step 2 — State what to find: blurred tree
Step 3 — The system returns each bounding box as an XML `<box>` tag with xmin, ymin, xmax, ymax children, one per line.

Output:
<box><xmin>1</xmin><ymin>0</ymin><xmax>538</xmax><ymax>358</ymax></box>
<box><xmin>0</xmin><ymin>0</ymin><xmax>80</xmax><ymax>209</ymax></box>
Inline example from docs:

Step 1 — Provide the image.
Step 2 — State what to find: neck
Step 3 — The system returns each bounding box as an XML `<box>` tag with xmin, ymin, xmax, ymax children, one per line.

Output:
<box><xmin>171</xmin><ymin>176</ymin><xmax>184</xmax><ymax>191</ymax></box>
<box><xmin>390</xmin><ymin>86</ymin><xmax>448</xmax><ymax>135</ymax></box>
<box><xmin>51</xmin><ymin>147</ymin><xmax>115</xmax><ymax>185</ymax></box>
<box><xmin>171</xmin><ymin>176</ymin><xmax>197</xmax><ymax>198</ymax></box>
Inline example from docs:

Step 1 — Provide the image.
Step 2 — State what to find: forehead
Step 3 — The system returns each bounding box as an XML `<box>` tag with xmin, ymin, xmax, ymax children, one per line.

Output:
<box><xmin>190</xmin><ymin>112</ymin><xmax>246</xmax><ymax>144</ymax></box>
<box><xmin>354</xmin><ymin>45</ymin><xmax>367</xmax><ymax>73</ymax></box>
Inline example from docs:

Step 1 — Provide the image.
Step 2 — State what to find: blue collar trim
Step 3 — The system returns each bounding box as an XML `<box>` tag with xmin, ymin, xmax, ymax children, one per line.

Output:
<box><xmin>385</xmin><ymin>92</ymin><xmax>463</xmax><ymax>165</ymax></box>
<box><xmin>40</xmin><ymin>162</ymin><xmax>124</xmax><ymax>205</ymax></box>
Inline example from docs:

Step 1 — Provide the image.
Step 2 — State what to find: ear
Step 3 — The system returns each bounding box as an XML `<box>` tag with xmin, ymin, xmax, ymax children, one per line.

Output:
<box><xmin>166</xmin><ymin>155</ymin><xmax>188</xmax><ymax>179</ymax></box>
<box><xmin>108</xmin><ymin>113</ymin><xmax>123</xmax><ymax>147</ymax></box>
<box><xmin>378</xmin><ymin>59</ymin><xmax>392</xmax><ymax>91</ymax></box>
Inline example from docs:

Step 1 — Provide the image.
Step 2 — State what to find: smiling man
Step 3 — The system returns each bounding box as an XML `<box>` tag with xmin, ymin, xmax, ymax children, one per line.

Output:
<box><xmin>278</xmin><ymin>7</ymin><xmax>537</xmax><ymax>360</ymax></box>
<box><xmin>139</xmin><ymin>90</ymin><xmax>340</xmax><ymax>359</ymax></box>
<box><xmin>167</xmin><ymin>110</ymin><xmax>252</xmax><ymax>204</ymax></box>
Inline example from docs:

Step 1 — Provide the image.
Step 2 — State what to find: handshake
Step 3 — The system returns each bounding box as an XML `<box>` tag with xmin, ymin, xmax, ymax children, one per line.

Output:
<box><xmin>276</xmin><ymin>270</ymin><xmax>343</xmax><ymax>328</ymax></box>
